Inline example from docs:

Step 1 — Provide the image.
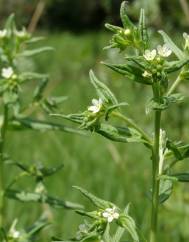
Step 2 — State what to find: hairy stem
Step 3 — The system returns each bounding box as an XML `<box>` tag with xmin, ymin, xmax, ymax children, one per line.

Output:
<box><xmin>150</xmin><ymin>110</ymin><xmax>161</xmax><ymax>242</ymax></box>
<box><xmin>112</xmin><ymin>111</ymin><xmax>152</xmax><ymax>145</ymax></box>
<box><xmin>0</xmin><ymin>105</ymin><xmax>9</xmax><ymax>227</ymax></box>
<box><xmin>150</xmin><ymin>83</ymin><xmax>162</xmax><ymax>242</ymax></box>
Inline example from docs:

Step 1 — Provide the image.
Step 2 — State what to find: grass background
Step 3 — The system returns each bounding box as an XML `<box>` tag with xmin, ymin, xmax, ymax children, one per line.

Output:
<box><xmin>5</xmin><ymin>31</ymin><xmax>189</xmax><ymax>241</ymax></box>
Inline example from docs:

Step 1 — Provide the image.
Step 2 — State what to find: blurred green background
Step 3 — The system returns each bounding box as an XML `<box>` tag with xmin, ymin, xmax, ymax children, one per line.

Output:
<box><xmin>1</xmin><ymin>0</ymin><xmax>189</xmax><ymax>241</ymax></box>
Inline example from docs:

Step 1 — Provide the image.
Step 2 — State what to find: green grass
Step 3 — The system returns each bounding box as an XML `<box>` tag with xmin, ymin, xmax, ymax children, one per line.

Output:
<box><xmin>6</xmin><ymin>31</ymin><xmax>189</xmax><ymax>241</ymax></box>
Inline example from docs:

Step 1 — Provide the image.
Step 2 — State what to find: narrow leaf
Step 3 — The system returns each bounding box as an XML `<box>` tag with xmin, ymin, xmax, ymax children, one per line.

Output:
<box><xmin>159</xmin><ymin>31</ymin><xmax>185</xmax><ymax>60</ymax></box>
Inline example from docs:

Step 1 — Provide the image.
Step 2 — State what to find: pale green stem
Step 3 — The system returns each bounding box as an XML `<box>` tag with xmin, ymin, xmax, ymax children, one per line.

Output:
<box><xmin>150</xmin><ymin>110</ymin><xmax>161</xmax><ymax>242</ymax></box>
<box><xmin>0</xmin><ymin>105</ymin><xmax>9</xmax><ymax>227</ymax></box>
<box><xmin>167</xmin><ymin>69</ymin><xmax>185</xmax><ymax>95</ymax></box>
<box><xmin>112</xmin><ymin>111</ymin><xmax>152</xmax><ymax>145</ymax></box>
<box><xmin>149</xmin><ymin>83</ymin><xmax>162</xmax><ymax>242</ymax></box>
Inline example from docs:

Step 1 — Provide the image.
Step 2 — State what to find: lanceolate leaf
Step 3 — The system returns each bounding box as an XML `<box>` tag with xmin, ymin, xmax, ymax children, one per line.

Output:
<box><xmin>96</xmin><ymin>123</ymin><xmax>146</xmax><ymax>144</ymax></box>
<box><xmin>170</xmin><ymin>173</ymin><xmax>189</xmax><ymax>182</ymax></box>
<box><xmin>138</xmin><ymin>8</ymin><xmax>148</xmax><ymax>48</ymax></box>
<box><xmin>159</xmin><ymin>31</ymin><xmax>185</xmax><ymax>60</ymax></box>
<box><xmin>89</xmin><ymin>70</ymin><xmax>118</xmax><ymax>105</ymax></box>
<box><xmin>165</xmin><ymin>59</ymin><xmax>189</xmax><ymax>73</ymax></box>
<box><xmin>27</xmin><ymin>218</ymin><xmax>49</xmax><ymax>236</ymax></box>
<box><xmin>159</xmin><ymin>180</ymin><xmax>173</xmax><ymax>204</ymax></box>
<box><xmin>18</xmin><ymin>47</ymin><xmax>54</xmax><ymax>57</ymax></box>
<box><xmin>73</xmin><ymin>186</ymin><xmax>114</xmax><ymax>209</ymax></box>
<box><xmin>118</xmin><ymin>215</ymin><xmax>139</xmax><ymax>242</ymax></box>
<box><xmin>103</xmin><ymin>62</ymin><xmax>152</xmax><ymax>85</ymax></box>
<box><xmin>5</xmin><ymin>189</ymin><xmax>83</xmax><ymax>210</ymax></box>
<box><xmin>120</xmin><ymin>1</ymin><xmax>134</xmax><ymax>29</ymax></box>
<box><xmin>9</xmin><ymin>118</ymin><xmax>86</xmax><ymax>135</ymax></box>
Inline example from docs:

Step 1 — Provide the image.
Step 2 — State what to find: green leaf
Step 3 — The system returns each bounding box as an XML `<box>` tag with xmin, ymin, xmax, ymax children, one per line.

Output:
<box><xmin>170</xmin><ymin>173</ymin><xmax>189</xmax><ymax>182</ymax></box>
<box><xmin>19</xmin><ymin>47</ymin><xmax>54</xmax><ymax>57</ymax></box>
<box><xmin>166</xmin><ymin>140</ymin><xmax>183</xmax><ymax>160</ymax></box>
<box><xmin>3</xmin><ymin>91</ymin><xmax>18</xmax><ymax>105</ymax></box>
<box><xmin>51</xmin><ymin>113</ymin><xmax>85</xmax><ymax>125</ymax></box>
<box><xmin>112</xmin><ymin>205</ymin><xmax>130</xmax><ymax>242</ymax></box>
<box><xmin>20</xmin><ymin>72</ymin><xmax>48</xmax><ymax>83</ymax></box>
<box><xmin>5</xmin><ymin>14</ymin><xmax>15</xmax><ymax>30</ymax></box>
<box><xmin>102</xmin><ymin>62</ymin><xmax>152</xmax><ymax>85</ymax></box>
<box><xmin>118</xmin><ymin>215</ymin><xmax>139</xmax><ymax>242</ymax></box>
<box><xmin>103</xmin><ymin>224</ymin><xmax>113</xmax><ymax>242</ymax></box>
<box><xmin>105</xmin><ymin>23</ymin><xmax>122</xmax><ymax>33</ymax></box>
<box><xmin>146</xmin><ymin>94</ymin><xmax>184</xmax><ymax>113</ymax></box>
<box><xmin>89</xmin><ymin>70</ymin><xmax>118</xmax><ymax>105</ymax></box>
<box><xmin>96</xmin><ymin>123</ymin><xmax>146</xmax><ymax>144</ymax></box>
<box><xmin>9</xmin><ymin>118</ymin><xmax>86</xmax><ymax>135</ymax></box>
<box><xmin>159</xmin><ymin>180</ymin><xmax>173</xmax><ymax>204</ymax></box>
<box><xmin>27</xmin><ymin>218</ymin><xmax>49</xmax><ymax>237</ymax></box>
<box><xmin>138</xmin><ymin>9</ymin><xmax>148</xmax><ymax>48</ymax></box>
<box><xmin>159</xmin><ymin>31</ymin><xmax>185</xmax><ymax>60</ymax></box>
<box><xmin>120</xmin><ymin>1</ymin><xmax>134</xmax><ymax>29</ymax></box>
<box><xmin>25</xmin><ymin>36</ymin><xmax>45</xmax><ymax>44</ymax></box>
<box><xmin>73</xmin><ymin>186</ymin><xmax>114</xmax><ymax>209</ymax></box>
<box><xmin>5</xmin><ymin>189</ymin><xmax>83</xmax><ymax>210</ymax></box>
<box><xmin>165</xmin><ymin>59</ymin><xmax>189</xmax><ymax>73</ymax></box>
<box><xmin>33</xmin><ymin>77</ymin><xmax>49</xmax><ymax>102</ymax></box>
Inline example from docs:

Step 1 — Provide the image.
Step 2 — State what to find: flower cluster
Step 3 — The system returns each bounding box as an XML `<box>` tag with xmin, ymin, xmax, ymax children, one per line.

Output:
<box><xmin>0</xmin><ymin>27</ymin><xmax>30</xmax><ymax>40</ymax></box>
<box><xmin>102</xmin><ymin>206</ymin><xmax>120</xmax><ymax>223</ymax></box>
<box><xmin>143</xmin><ymin>44</ymin><xmax>172</xmax><ymax>61</ymax></box>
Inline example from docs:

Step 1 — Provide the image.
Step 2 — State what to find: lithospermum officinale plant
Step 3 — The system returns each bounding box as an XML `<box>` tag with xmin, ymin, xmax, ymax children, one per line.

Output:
<box><xmin>0</xmin><ymin>14</ymin><xmax>84</xmax><ymax>241</ymax></box>
<box><xmin>53</xmin><ymin>2</ymin><xmax>189</xmax><ymax>242</ymax></box>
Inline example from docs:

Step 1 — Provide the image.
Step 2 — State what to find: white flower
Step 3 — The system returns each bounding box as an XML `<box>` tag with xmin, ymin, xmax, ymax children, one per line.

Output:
<box><xmin>1</xmin><ymin>67</ymin><xmax>14</xmax><ymax>79</ymax></box>
<box><xmin>88</xmin><ymin>98</ymin><xmax>103</xmax><ymax>114</ymax></box>
<box><xmin>142</xmin><ymin>70</ymin><xmax>152</xmax><ymax>78</ymax></box>
<box><xmin>157</xmin><ymin>44</ymin><xmax>172</xmax><ymax>57</ymax></box>
<box><xmin>102</xmin><ymin>206</ymin><xmax>119</xmax><ymax>223</ymax></box>
<box><xmin>0</xmin><ymin>29</ymin><xmax>7</xmax><ymax>38</ymax></box>
<box><xmin>9</xmin><ymin>219</ymin><xmax>20</xmax><ymax>239</ymax></box>
<box><xmin>143</xmin><ymin>49</ymin><xmax>157</xmax><ymax>61</ymax></box>
<box><xmin>183</xmin><ymin>32</ymin><xmax>189</xmax><ymax>49</ymax></box>
<box><xmin>15</xmin><ymin>28</ymin><xmax>28</xmax><ymax>38</ymax></box>
<box><xmin>11</xmin><ymin>230</ymin><xmax>20</xmax><ymax>238</ymax></box>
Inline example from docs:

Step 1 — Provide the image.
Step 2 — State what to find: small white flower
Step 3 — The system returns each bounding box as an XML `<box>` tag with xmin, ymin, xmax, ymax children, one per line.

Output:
<box><xmin>15</xmin><ymin>28</ymin><xmax>28</xmax><ymax>38</ymax></box>
<box><xmin>102</xmin><ymin>206</ymin><xmax>119</xmax><ymax>223</ymax></box>
<box><xmin>183</xmin><ymin>32</ymin><xmax>189</xmax><ymax>49</ymax></box>
<box><xmin>143</xmin><ymin>49</ymin><xmax>157</xmax><ymax>61</ymax></box>
<box><xmin>9</xmin><ymin>219</ymin><xmax>20</xmax><ymax>239</ymax></box>
<box><xmin>142</xmin><ymin>70</ymin><xmax>152</xmax><ymax>78</ymax></box>
<box><xmin>1</xmin><ymin>67</ymin><xmax>14</xmax><ymax>79</ymax></box>
<box><xmin>157</xmin><ymin>44</ymin><xmax>172</xmax><ymax>57</ymax></box>
<box><xmin>0</xmin><ymin>29</ymin><xmax>7</xmax><ymax>38</ymax></box>
<box><xmin>11</xmin><ymin>230</ymin><xmax>20</xmax><ymax>238</ymax></box>
<box><xmin>88</xmin><ymin>98</ymin><xmax>103</xmax><ymax>114</ymax></box>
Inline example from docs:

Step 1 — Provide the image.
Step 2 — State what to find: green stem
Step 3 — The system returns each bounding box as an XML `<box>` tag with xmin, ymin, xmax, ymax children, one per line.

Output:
<box><xmin>112</xmin><ymin>111</ymin><xmax>152</xmax><ymax>145</ymax></box>
<box><xmin>150</xmin><ymin>82</ymin><xmax>162</xmax><ymax>242</ymax></box>
<box><xmin>167</xmin><ymin>68</ymin><xmax>186</xmax><ymax>95</ymax></box>
<box><xmin>0</xmin><ymin>105</ymin><xmax>9</xmax><ymax>227</ymax></box>
<box><xmin>150</xmin><ymin>110</ymin><xmax>161</xmax><ymax>242</ymax></box>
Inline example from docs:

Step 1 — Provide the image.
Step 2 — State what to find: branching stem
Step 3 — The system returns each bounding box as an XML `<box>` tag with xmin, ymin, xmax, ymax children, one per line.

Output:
<box><xmin>112</xmin><ymin>111</ymin><xmax>152</xmax><ymax>145</ymax></box>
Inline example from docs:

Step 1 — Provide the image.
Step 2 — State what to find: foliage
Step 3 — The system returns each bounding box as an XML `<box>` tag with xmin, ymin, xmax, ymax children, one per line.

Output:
<box><xmin>0</xmin><ymin>14</ymin><xmax>84</xmax><ymax>242</ymax></box>
<box><xmin>52</xmin><ymin>1</ymin><xmax>189</xmax><ymax>242</ymax></box>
